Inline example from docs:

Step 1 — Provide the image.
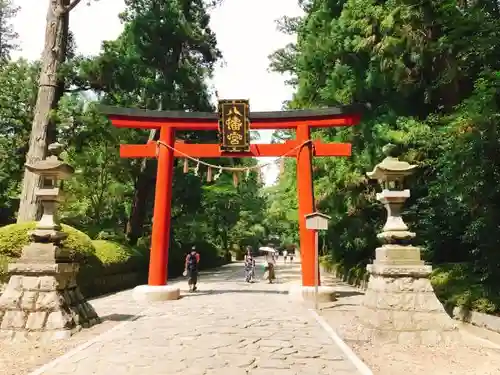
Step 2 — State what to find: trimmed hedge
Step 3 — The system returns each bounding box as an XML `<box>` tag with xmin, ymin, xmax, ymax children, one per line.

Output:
<box><xmin>0</xmin><ymin>223</ymin><xmax>228</xmax><ymax>298</ymax></box>
<box><xmin>0</xmin><ymin>221</ymin><xmax>95</xmax><ymax>260</ymax></box>
<box><xmin>78</xmin><ymin>240</ymin><xmax>148</xmax><ymax>297</ymax></box>
<box><xmin>0</xmin><ymin>223</ymin><xmax>148</xmax><ymax>298</ymax></box>
<box><xmin>0</xmin><ymin>222</ymin><xmax>96</xmax><ymax>284</ymax></box>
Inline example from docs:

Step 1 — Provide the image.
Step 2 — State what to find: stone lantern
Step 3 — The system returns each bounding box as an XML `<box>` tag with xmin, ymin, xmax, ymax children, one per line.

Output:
<box><xmin>27</xmin><ymin>142</ymin><xmax>73</xmax><ymax>243</ymax></box>
<box><xmin>359</xmin><ymin>144</ymin><xmax>458</xmax><ymax>345</ymax></box>
<box><xmin>0</xmin><ymin>143</ymin><xmax>99</xmax><ymax>341</ymax></box>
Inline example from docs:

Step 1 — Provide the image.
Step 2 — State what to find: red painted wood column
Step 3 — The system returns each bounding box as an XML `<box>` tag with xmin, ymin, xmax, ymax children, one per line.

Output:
<box><xmin>148</xmin><ymin>125</ymin><xmax>175</xmax><ymax>286</ymax></box>
<box><xmin>296</xmin><ymin>125</ymin><xmax>319</xmax><ymax>287</ymax></box>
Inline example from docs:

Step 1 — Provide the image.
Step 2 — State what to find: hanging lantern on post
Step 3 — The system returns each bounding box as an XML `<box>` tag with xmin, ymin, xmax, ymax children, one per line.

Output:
<box><xmin>183</xmin><ymin>158</ymin><xmax>189</xmax><ymax>173</ymax></box>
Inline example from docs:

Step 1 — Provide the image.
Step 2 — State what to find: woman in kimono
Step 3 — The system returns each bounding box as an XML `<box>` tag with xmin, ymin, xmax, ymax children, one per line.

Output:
<box><xmin>244</xmin><ymin>247</ymin><xmax>255</xmax><ymax>282</ymax></box>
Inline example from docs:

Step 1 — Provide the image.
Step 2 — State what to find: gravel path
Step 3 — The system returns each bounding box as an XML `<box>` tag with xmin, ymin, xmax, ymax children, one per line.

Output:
<box><xmin>1</xmin><ymin>262</ymin><xmax>362</xmax><ymax>375</ymax></box>
<box><xmin>319</xmin><ymin>277</ymin><xmax>500</xmax><ymax>375</ymax></box>
<box><xmin>0</xmin><ymin>266</ymin><xmax>238</xmax><ymax>375</ymax></box>
<box><xmin>3</xmin><ymin>259</ymin><xmax>500</xmax><ymax>375</ymax></box>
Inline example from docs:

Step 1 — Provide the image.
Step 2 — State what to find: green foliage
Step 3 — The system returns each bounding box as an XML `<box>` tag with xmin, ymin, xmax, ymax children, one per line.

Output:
<box><xmin>268</xmin><ymin>0</ymin><xmax>500</xmax><ymax>315</ymax></box>
<box><xmin>91</xmin><ymin>240</ymin><xmax>138</xmax><ymax>265</ymax></box>
<box><xmin>0</xmin><ymin>0</ymin><xmax>270</xmax><ymax>299</ymax></box>
<box><xmin>430</xmin><ymin>264</ymin><xmax>500</xmax><ymax>314</ymax></box>
<box><xmin>0</xmin><ymin>60</ymin><xmax>39</xmax><ymax>224</ymax></box>
<box><xmin>0</xmin><ymin>0</ymin><xmax>19</xmax><ymax>63</ymax></box>
<box><xmin>78</xmin><ymin>239</ymin><xmax>148</xmax><ymax>298</ymax></box>
<box><xmin>0</xmin><ymin>222</ymin><xmax>96</xmax><ymax>287</ymax></box>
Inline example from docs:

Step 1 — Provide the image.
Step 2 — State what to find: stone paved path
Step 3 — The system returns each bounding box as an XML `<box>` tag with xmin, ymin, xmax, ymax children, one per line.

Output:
<box><xmin>32</xmin><ymin>260</ymin><xmax>362</xmax><ymax>375</ymax></box>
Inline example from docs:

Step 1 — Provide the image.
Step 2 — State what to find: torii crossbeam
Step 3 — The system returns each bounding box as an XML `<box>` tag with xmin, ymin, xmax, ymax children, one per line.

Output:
<box><xmin>101</xmin><ymin>105</ymin><xmax>363</xmax><ymax>290</ymax></box>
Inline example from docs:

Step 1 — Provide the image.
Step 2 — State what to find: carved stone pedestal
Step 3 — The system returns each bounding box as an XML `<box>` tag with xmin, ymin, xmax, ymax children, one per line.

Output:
<box><xmin>0</xmin><ymin>243</ymin><xmax>100</xmax><ymax>341</ymax></box>
<box><xmin>359</xmin><ymin>247</ymin><xmax>459</xmax><ymax>345</ymax></box>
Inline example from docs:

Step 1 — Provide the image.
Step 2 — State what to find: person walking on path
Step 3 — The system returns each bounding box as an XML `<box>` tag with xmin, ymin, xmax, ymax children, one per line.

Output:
<box><xmin>283</xmin><ymin>249</ymin><xmax>288</xmax><ymax>264</ymax></box>
<box><xmin>185</xmin><ymin>246</ymin><xmax>200</xmax><ymax>292</ymax></box>
<box><xmin>244</xmin><ymin>247</ymin><xmax>256</xmax><ymax>283</ymax></box>
<box><xmin>264</xmin><ymin>258</ymin><xmax>276</xmax><ymax>284</ymax></box>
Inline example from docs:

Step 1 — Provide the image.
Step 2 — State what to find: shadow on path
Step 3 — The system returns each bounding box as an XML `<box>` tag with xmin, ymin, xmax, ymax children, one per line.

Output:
<box><xmin>100</xmin><ymin>313</ymin><xmax>142</xmax><ymax>322</ymax></box>
<box><xmin>179</xmin><ymin>288</ymin><xmax>288</xmax><ymax>298</ymax></box>
<box><xmin>336</xmin><ymin>290</ymin><xmax>364</xmax><ymax>298</ymax></box>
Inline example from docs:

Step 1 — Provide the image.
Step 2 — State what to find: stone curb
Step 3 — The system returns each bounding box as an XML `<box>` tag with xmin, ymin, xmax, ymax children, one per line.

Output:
<box><xmin>320</xmin><ymin>266</ymin><xmax>500</xmax><ymax>336</ymax></box>
<box><xmin>310</xmin><ymin>309</ymin><xmax>374</xmax><ymax>375</ymax></box>
<box><xmin>453</xmin><ymin>307</ymin><xmax>500</xmax><ymax>335</ymax></box>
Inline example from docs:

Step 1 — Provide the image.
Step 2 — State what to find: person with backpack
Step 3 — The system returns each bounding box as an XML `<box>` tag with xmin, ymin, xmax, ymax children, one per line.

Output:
<box><xmin>184</xmin><ymin>246</ymin><xmax>200</xmax><ymax>292</ymax></box>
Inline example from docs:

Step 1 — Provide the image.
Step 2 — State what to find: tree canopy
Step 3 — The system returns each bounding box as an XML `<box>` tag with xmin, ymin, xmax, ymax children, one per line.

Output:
<box><xmin>268</xmin><ymin>0</ymin><xmax>500</xmax><ymax>313</ymax></box>
<box><xmin>0</xmin><ymin>0</ymin><xmax>268</xmax><ymax>270</ymax></box>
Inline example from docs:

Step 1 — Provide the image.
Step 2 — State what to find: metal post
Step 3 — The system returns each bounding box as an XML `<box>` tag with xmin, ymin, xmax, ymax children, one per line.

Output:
<box><xmin>314</xmin><ymin>229</ymin><xmax>319</xmax><ymax>310</ymax></box>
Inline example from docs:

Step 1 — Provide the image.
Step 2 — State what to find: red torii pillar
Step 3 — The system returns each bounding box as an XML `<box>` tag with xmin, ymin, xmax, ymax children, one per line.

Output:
<box><xmin>101</xmin><ymin>105</ymin><xmax>361</xmax><ymax>289</ymax></box>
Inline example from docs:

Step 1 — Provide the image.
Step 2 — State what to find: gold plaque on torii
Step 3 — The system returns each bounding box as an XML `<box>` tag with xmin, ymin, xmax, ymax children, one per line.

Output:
<box><xmin>218</xmin><ymin>99</ymin><xmax>250</xmax><ymax>152</ymax></box>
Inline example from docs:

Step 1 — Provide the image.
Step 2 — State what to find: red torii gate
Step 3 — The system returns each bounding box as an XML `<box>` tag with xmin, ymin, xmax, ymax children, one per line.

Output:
<box><xmin>101</xmin><ymin>105</ymin><xmax>362</xmax><ymax>288</ymax></box>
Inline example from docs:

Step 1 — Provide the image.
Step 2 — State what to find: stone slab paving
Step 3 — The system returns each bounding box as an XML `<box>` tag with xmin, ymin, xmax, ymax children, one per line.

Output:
<box><xmin>31</xmin><ymin>260</ymin><xmax>362</xmax><ymax>375</ymax></box>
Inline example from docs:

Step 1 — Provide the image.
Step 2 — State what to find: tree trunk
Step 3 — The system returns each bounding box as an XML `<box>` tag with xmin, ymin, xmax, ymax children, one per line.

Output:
<box><xmin>125</xmin><ymin>37</ymin><xmax>183</xmax><ymax>242</ymax></box>
<box><xmin>17</xmin><ymin>0</ymin><xmax>68</xmax><ymax>222</ymax></box>
<box><xmin>126</xmin><ymin>129</ymin><xmax>158</xmax><ymax>245</ymax></box>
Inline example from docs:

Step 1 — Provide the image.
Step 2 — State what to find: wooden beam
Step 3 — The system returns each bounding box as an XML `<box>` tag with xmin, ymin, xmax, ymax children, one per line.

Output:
<box><xmin>119</xmin><ymin>140</ymin><xmax>352</xmax><ymax>158</ymax></box>
<box><xmin>314</xmin><ymin>142</ymin><xmax>351</xmax><ymax>156</ymax></box>
<box><xmin>120</xmin><ymin>143</ymin><xmax>157</xmax><ymax>158</ymax></box>
<box><xmin>110</xmin><ymin>115</ymin><xmax>360</xmax><ymax>130</ymax></box>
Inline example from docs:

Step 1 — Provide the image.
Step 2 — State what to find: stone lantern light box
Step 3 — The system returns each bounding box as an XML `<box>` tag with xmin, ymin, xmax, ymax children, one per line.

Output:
<box><xmin>25</xmin><ymin>142</ymin><xmax>74</xmax><ymax>242</ymax></box>
<box><xmin>366</xmin><ymin>143</ymin><xmax>417</xmax><ymax>241</ymax></box>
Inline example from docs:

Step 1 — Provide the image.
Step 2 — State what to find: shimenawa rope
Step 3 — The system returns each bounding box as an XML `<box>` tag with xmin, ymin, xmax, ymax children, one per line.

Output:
<box><xmin>155</xmin><ymin>139</ymin><xmax>312</xmax><ymax>174</ymax></box>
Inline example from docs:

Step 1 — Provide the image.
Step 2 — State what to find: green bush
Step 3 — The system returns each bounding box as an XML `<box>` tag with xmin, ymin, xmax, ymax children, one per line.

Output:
<box><xmin>86</xmin><ymin>240</ymin><xmax>147</xmax><ymax>275</ymax></box>
<box><xmin>78</xmin><ymin>239</ymin><xmax>148</xmax><ymax>297</ymax></box>
<box><xmin>0</xmin><ymin>221</ymin><xmax>95</xmax><ymax>260</ymax></box>
<box><xmin>0</xmin><ymin>222</ymin><xmax>95</xmax><ymax>282</ymax></box>
<box><xmin>0</xmin><ymin>222</ymin><xmax>96</xmax><ymax>283</ymax></box>
<box><xmin>93</xmin><ymin>240</ymin><xmax>137</xmax><ymax>264</ymax></box>
<box><xmin>430</xmin><ymin>263</ymin><xmax>500</xmax><ymax>314</ymax></box>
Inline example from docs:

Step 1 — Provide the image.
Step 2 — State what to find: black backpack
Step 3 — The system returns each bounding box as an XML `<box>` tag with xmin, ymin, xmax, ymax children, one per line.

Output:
<box><xmin>187</xmin><ymin>252</ymin><xmax>198</xmax><ymax>271</ymax></box>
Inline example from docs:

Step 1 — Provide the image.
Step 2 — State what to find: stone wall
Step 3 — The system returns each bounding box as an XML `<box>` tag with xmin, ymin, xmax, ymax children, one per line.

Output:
<box><xmin>0</xmin><ymin>271</ymin><xmax>145</xmax><ymax>300</ymax></box>
<box><xmin>79</xmin><ymin>271</ymin><xmax>145</xmax><ymax>298</ymax></box>
<box><xmin>320</xmin><ymin>265</ymin><xmax>369</xmax><ymax>291</ymax></box>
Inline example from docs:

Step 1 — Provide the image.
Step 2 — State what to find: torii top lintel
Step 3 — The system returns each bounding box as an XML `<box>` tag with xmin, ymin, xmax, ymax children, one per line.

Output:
<box><xmin>100</xmin><ymin>104</ymin><xmax>366</xmax><ymax>130</ymax></box>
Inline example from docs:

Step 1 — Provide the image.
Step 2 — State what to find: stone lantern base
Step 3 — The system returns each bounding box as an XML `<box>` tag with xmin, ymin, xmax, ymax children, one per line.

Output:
<box><xmin>0</xmin><ymin>242</ymin><xmax>100</xmax><ymax>341</ymax></box>
<box><xmin>358</xmin><ymin>247</ymin><xmax>459</xmax><ymax>345</ymax></box>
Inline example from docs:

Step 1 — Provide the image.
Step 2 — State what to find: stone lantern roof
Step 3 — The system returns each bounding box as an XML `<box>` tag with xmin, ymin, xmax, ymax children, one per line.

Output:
<box><xmin>366</xmin><ymin>144</ymin><xmax>417</xmax><ymax>182</ymax></box>
<box><xmin>24</xmin><ymin>143</ymin><xmax>74</xmax><ymax>180</ymax></box>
